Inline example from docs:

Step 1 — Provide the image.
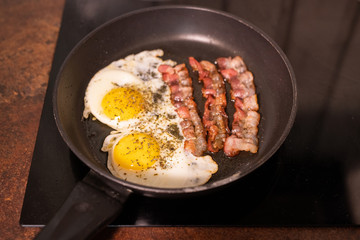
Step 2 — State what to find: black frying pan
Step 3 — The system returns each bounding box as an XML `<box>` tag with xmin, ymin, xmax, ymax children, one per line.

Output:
<box><xmin>36</xmin><ymin>5</ymin><xmax>297</xmax><ymax>240</ymax></box>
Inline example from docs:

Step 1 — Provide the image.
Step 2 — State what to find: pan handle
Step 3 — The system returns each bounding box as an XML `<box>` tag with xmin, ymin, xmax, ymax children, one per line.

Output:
<box><xmin>34</xmin><ymin>170</ymin><xmax>132</xmax><ymax>240</ymax></box>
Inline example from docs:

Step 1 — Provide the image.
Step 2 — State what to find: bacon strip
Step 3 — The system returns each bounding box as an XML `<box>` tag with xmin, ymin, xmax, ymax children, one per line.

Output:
<box><xmin>217</xmin><ymin>56</ymin><xmax>260</xmax><ymax>156</ymax></box>
<box><xmin>158</xmin><ymin>63</ymin><xmax>207</xmax><ymax>157</ymax></box>
<box><xmin>189</xmin><ymin>57</ymin><xmax>229</xmax><ymax>153</ymax></box>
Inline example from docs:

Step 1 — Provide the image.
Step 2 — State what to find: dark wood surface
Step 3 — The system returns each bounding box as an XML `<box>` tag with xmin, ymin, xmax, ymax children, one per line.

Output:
<box><xmin>0</xmin><ymin>0</ymin><xmax>359</xmax><ymax>239</ymax></box>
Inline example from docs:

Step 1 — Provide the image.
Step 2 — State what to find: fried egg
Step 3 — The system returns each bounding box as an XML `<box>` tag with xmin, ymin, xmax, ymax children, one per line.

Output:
<box><xmin>83</xmin><ymin>49</ymin><xmax>218</xmax><ymax>188</ymax></box>
<box><xmin>83</xmin><ymin>69</ymin><xmax>148</xmax><ymax>130</ymax></box>
<box><xmin>102</xmin><ymin>130</ymin><xmax>218</xmax><ymax>188</ymax></box>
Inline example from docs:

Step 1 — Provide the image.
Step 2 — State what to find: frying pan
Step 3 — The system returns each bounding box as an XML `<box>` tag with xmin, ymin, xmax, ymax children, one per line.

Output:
<box><xmin>36</xmin><ymin>5</ymin><xmax>297</xmax><ymax>240</ymax></box>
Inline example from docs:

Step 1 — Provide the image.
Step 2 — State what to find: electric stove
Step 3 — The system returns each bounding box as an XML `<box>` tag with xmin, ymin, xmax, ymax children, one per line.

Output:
<box><xmin>20</xmin><ymin>0</ymin><xmax>360</xmax><ymax>226</ymax></box>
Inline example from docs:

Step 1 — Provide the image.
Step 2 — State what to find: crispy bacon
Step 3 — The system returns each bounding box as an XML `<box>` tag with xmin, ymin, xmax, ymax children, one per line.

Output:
<box><xmin>189</xmin><ymin>57</ymin><xmax>229</xmax><ymax>153</ymax></box>
<box><xmin>217</xmin><ymin>56</ymin><xmax>260</xmax><ymax>156</ymax></box>
<box><xmin>158</xmin><ymin>63</ymin><xmax>207</xmax><ymax>157</ymax></box>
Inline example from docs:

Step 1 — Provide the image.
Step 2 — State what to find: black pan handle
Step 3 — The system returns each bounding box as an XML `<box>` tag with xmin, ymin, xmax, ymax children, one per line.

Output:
<box><xmin>34</xmin><ymin>170</ymin><xmax>132</xmax><ymax>240</ymax></box>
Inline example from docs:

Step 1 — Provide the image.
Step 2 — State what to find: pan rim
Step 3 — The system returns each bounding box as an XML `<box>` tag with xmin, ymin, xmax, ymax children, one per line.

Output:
<box><xmin>53</xmin><ymin>5</ymin><xmax>297</xmax><ymax>196</ymax></box>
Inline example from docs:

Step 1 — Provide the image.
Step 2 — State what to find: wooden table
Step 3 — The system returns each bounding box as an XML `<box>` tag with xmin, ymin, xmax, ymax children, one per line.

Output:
<box><xmin>0</xmin><ymin>0</ymin><xmax>359</xmax><ymax>239</ymax></box>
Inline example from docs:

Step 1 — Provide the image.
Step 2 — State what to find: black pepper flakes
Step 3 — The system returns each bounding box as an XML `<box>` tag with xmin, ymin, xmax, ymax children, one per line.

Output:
<box><xmin>166</xmin><ymin>124</ymin><xmax>183</xmax><ymax>140</ymax></box>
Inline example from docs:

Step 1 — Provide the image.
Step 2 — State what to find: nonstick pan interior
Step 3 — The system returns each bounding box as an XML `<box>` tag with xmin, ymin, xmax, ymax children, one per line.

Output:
<box><xmin>54</xmin><ymin>6</ymin><xmax>297</xmax><ymax>197</ymax></box>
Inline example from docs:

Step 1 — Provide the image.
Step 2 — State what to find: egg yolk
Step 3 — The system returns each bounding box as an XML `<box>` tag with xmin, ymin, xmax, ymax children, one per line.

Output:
<box><xmin>113</xmin><ymin>133</ymin><xmax>160</xmax><ymax>170</ymax></box>
<box><xmin>101</xmin><ymin>87</ymin><xmax>144</xmax><ymax>121</ymax></box>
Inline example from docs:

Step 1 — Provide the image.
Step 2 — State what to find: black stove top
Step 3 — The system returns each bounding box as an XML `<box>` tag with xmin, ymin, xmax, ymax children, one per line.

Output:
<box><xmin>21</xmin><ymin>0</ymin><xmax>360</xmax><ymax>226</ymax></box>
